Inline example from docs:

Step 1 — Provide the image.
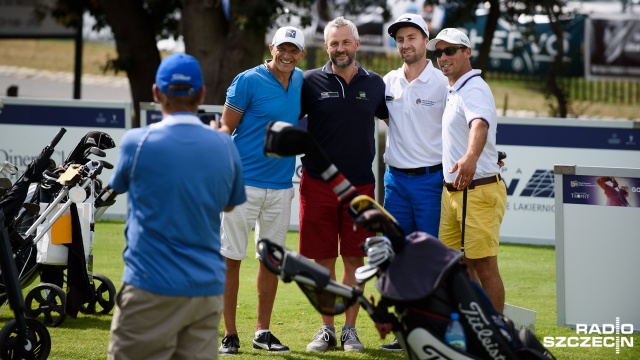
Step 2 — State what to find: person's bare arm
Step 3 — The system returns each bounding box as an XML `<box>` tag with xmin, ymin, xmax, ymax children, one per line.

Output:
<box><xmin>213</xmin><ymin>106</ymin><xmax>243</xmax><ymax>135</ymax></box>
<box><xmin>224</xmin><ymin>206</ymin><xmax>235</xmax><ymax>212</ymax></box>
<box><xmin>450</xmin><ymin>119</ymin><xmax>488</xmax><ymax>190</ymax></box>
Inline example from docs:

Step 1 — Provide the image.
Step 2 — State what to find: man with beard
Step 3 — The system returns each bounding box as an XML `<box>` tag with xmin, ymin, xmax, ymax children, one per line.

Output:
<box><xmin>298</xmin><ymin>16</ymin><xmax>388</xmax><ymax>353</ymax></box>
<box><xmin>383</xmin><ymin>13</ymin><xmax>448</xmax><ymax>253</ymax></box>
<box><xmin>379</xmin><ymin>13</ymin><xmax>449</xmax><ymax>351</ymax></box>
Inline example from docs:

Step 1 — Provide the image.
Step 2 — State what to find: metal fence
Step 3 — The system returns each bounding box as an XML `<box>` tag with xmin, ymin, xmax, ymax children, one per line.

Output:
<box><xmin>485</xmin><ymin>72</ymin><xmax>640</xmax><ymax>105</ymax></box>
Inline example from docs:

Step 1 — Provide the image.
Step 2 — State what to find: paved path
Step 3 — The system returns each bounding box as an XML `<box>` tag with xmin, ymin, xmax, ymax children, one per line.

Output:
<box><xmin>0</xmin><ymin>65</ymin><xmax>130</xmax><ymax>102</ymax></box>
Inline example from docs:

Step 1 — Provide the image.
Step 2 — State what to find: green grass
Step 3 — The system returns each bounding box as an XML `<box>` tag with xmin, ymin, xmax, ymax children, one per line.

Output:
<box><xmin>2</xmin><ymin>222</ymin><xmax>639</xmax><ymax>359</ymax></box>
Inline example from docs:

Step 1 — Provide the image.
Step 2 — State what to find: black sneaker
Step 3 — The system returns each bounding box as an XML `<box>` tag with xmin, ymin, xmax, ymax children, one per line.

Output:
<box><xmin>380</xmin><ymin>338</ymin><xmax>402</xmax><ymax>351</ymax></box>
<box><xmin>252</xmin><ymin>331</ymin><xmax>290</xmax><ymax>352</ymax></box>
<box><xmin>219</xmin><ymin>334</ymin><xmax>240</xmax><ymax>355</ymax></box>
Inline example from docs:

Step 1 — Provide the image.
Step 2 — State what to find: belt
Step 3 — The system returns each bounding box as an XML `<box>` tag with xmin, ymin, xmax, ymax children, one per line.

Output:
<box><xmin>444</xmin><ymin>174</ymin><xmax>502</xmax><ymax>192</ymax></box>
<box><xmin>390</xmin><ymin>164</ymin><xmax>442</xmax><ymax>175</ymax></box>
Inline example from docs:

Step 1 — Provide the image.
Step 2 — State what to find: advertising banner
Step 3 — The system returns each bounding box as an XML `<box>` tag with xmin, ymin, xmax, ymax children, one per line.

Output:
<box><xmin>464</xmin><ymin>12</ymin><xmax>585</xmax><ymax>77</ymax></box>
<box><xmin>562</xmin><ymin>175</ymin><xmax>638</xmax><ymax>207</ymax></box>
<box><xmin>497</xmin><ymin>117</ymin><xmax>640</xmax><ymax>245</ymax></box>
<box><xmin>555</xmin><ymin>165</ymin><xmax>640</xmax><ymax>332</ymax></box>
<box><xmin>585</xmin><ymin>14</ymin><xmax>640</xmax><ymax>80</ymax></box>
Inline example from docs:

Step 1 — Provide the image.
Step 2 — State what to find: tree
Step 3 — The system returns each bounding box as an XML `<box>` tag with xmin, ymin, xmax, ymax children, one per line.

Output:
<box><xmin>501</xmin><ymin>0</ymin><xmax>573</xmax><ymax>117</ymax></box>
<box><xmin>48</xmin><ymin>0</ymin><xmax>182</xmax><ymax>127</ymax></box>
<box><xmin>47</xmin><ymin>0</ymin><xmax>388</xmax><ymax>127</ymax></box>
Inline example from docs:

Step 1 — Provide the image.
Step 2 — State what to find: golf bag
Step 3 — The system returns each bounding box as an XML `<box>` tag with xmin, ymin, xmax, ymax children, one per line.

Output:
<box><xmin>1</xmin><ymin>128</ymin><xmax>117</xmax><ymax>326</ymax></box>
<box><xmin>261</xmin><ymin>121</ymin><xmax>556</xmax><ymax>360</ymax></box>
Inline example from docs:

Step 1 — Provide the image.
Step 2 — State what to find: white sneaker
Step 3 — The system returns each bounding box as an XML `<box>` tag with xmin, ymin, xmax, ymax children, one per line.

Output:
<box><xmin>306</xmin><ymin>326</ymin><xmax>337</xmax><ymax>352</ymax></box>
<box><xmin>341</xmin><ymin>327</ymin><xmax>364</xmax><ymax>351</ymax></box>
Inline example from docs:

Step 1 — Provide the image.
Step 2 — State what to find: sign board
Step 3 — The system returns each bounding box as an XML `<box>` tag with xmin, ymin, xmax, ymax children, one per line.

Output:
<box><xmin>554</xmin><ymin>165</ymin><xmax>640</xmax><ymax>335</ymax></box>
<box><xmin>464</xmin><ymin>12</ymin><xmax>585</xmax><ymax>77</ymax></box>
<box><xmin>584</xmin><ymin>14</ymin><xmax>640</xmax><ymax>80</ymax></box>
<box><xmin>0</xmin><ymin>0</ymin><xmax>75</xmax><ymax>38</ymax></box>
<box><xmin>496</xmin><ymin>117</ymin><xmax>640</xmax><ymax>245</ymax></box>
<box><xmin>0</xmin><ymin>97</ymin><xmax>131</xmax><ymax>219</ymax></box>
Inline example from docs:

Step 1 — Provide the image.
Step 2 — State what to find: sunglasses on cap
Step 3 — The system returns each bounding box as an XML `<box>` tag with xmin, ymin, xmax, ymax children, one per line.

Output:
<box><xmin>433</xmin><ymin>46</ymin><xmax>467</xmax><ymax>58</ymax></box>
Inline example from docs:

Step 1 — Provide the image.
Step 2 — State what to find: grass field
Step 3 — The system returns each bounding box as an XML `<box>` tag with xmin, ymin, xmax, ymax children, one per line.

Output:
<box><xmin>2</xmin><ymin>221</ymin><xmax>638</xmax><ymax>359</ymax></box>
<box><xmin>1</xmin><ymin>38</ymin><xmax>638</xmax><ymax>120</ymax></box>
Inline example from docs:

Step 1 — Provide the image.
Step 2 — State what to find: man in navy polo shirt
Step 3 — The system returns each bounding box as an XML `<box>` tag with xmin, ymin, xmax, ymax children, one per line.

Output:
<box><xmin>299</xmin><ymin>16</ymin><xmax>388</xmax><ymax>353</ymax></box>
<box><xmin>108</xmin><ymin>53</ymin><xmax>246</xmax><ymax>359</ymax></box>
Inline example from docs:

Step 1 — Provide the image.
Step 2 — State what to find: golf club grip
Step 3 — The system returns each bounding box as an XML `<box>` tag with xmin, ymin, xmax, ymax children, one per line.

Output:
<box><xmin>50</xmin><ymin>127</ymin><xmax>67</xmax><ymax>148</ymax></box>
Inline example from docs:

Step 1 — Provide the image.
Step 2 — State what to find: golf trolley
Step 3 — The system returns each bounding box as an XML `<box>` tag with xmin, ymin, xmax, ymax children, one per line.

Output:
<box><xmin>0</xmin><ymin>128</ymin><xmax>117</xmax><ymax>358</ymax></box>
<box><xmin>260</xmin><ymin>121</ymin><xmax>556</xmax><ymax>360</ymax></box>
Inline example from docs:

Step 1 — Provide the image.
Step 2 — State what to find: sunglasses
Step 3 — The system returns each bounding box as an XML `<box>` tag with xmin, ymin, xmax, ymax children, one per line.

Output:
<box><xmin>433</xmin><ymin>46</ymin><xmax>467</xmax><ymax>58</ymax></box>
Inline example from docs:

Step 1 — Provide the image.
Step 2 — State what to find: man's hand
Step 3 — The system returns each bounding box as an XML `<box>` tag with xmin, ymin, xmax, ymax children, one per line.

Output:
<box><xmin>451</xmin><ymin>156</ymin><xmax>477</xmax><ymax>190</ymax></box>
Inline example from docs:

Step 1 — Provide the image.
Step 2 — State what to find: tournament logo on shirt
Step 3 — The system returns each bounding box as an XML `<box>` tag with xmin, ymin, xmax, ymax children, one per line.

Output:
<box><xmin>416</xmin><ymin>98</ymin><xmax>436</xmax><ymax>106</ymax></box>
<box><xmin>356</xmin><ymin>91</ymin><xmax>368</xmax><ymax>100</ymax></box>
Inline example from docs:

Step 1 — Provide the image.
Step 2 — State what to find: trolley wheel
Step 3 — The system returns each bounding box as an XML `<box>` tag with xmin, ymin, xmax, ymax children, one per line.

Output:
<box><xmin>0</xmin><ymin>317</ymin><xmax>52</xmax><ymax>360</ymax></box>
<box><xmin>80</xmin><ymin>273</ymin><xmax>116</xmax><ymax>315</ymax></box>
<box><xmin>24</xmin><ymin>283</ymin><xmax>67</xmax><ymax>327</ymax></box>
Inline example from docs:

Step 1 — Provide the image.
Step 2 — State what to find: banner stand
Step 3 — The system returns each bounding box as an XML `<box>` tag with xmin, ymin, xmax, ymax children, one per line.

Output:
<box><xmin>554</xmin><ymin>164</ymin><xmax>640</xmax><ymax>331</ymax></box>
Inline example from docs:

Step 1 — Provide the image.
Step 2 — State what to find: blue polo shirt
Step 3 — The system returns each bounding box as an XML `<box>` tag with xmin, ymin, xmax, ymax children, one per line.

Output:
<box><xmin>110</xmin><ymin>114</ymin><xmax>246</xmax><ymax>296</ymax></box>
<box><xmin>301</xmin><ymin>61</ymin><xmax>388</xmax><ymax>184</ymax></box>
<box><xmin>225</xmin><ymin>62</ymin><xmax>304</xmax><ymax>189</ymax></box>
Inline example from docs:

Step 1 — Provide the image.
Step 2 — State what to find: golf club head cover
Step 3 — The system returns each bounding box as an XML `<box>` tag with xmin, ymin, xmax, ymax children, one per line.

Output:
<box><xmin>264</xmin><ymin>121</ymin><xmax>358</xmax><ymax>204</ymax></box>
<box><xmin>264</xmin><ymin>121</ymin><xmax>309</xmax><ymax>157</ymax></box>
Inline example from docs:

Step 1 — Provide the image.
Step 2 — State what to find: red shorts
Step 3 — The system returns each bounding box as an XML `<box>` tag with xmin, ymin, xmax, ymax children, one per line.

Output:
<box><xmin>298</xmin><ymin>169</ymin><xmax>375</xmax><ymax>259</ymax></box>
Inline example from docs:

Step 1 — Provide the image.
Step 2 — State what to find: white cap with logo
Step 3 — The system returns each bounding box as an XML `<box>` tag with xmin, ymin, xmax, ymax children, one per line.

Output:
<box><xmin>387</xmin><ymin>13</ymin><xmax>429</xmax><ymax>39</ymax></box>
<box><xmin>427</xmin><ymin>28</ymin><xmax>471</xmax><ymax>51</ymax></box>
<box><xmin>272</xmin><ymin>26</ymin><xmax>305</xmax><ymax>51</ymax></box>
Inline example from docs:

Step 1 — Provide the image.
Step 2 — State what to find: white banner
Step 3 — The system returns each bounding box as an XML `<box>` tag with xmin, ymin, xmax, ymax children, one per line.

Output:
<box><xmin>0</xmin><ymin>97</ymin><xmax>131</xmax><ymax>219</ymax></box>
<box><xmin>497</xmin><ymin>116</ymin><xmax>640</xmax><ymax>245</ymax></box>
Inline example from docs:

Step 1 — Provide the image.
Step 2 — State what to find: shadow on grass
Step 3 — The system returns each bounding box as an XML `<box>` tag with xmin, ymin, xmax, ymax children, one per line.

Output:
<box><xmin>235</xmin><ymin>348</ymin><xmax>405</xmax><ymax>359</ymax></box>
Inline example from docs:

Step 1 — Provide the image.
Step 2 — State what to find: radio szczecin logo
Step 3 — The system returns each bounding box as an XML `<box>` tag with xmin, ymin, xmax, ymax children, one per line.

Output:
<box><xmin>543</xmin><ymin>318</ymin><xmax>634</xmax><ymax>355</ymax></box>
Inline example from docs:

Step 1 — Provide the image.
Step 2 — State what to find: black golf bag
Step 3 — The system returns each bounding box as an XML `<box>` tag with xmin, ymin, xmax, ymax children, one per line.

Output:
<box><xmin>261</xmin><ymin>121</ymin><xmax>556</xmax><ymax>360</ymax></box>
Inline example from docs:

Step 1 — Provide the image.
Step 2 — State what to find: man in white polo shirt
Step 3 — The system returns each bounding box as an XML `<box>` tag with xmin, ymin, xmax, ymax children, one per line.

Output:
<box><xmin>427</xmin><ymin>28</ymin><xmax>507</xmax><ymax>314</ymax></box>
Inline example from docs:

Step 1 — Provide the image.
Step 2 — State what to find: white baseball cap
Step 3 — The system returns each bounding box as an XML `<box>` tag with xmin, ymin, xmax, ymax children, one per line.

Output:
<box><xmin>387</xmin><ymin>13</ymin><xmax>429</xmax><ymax>39</ymax></box>
<box><xmin>427</xmin><ymin>28</ymin><xmax>471</xmax><ymax>51</ymax></box>
<box><xmin>272</xmin><ymin>26</ymin><xmax>305</xmax><ymax>51</ymax></box>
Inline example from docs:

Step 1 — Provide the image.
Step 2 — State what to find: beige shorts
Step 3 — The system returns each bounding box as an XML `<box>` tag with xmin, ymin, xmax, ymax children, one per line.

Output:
<box><xmin>108</xmin><ymin>284</ymin><xmax>223</xmax><ymax>360</ymax></box>
<box><xmin>221</xmin><ymin>185</ymin><xmax>294</xmax><ymax>260</ymax></box>
<box><xmin>438</xmin><ymin>180</ymin><xmax>507</xmax><ymax>259</ymax></box>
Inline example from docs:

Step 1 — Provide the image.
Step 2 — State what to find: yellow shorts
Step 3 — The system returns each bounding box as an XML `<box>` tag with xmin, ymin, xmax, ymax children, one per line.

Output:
<box><xmin>438</xmin><ymin>179</ymin><xmax>507</xmax><ymax>259</ymax></box>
